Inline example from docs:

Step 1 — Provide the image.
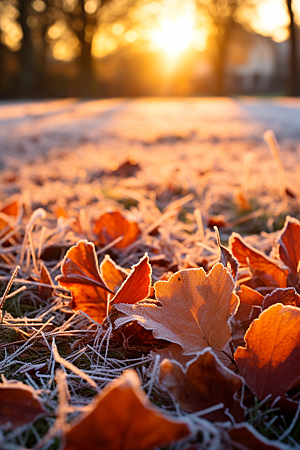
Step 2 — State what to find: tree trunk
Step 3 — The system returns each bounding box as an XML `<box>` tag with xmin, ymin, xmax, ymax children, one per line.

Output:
<box><xmin>77</xmin><ymin>0</ymin><xmax>95</xmax><ymax>97</ymax></box>
<box><xmin>286</xmin><ymin>0</ymin><xmax>300</xmax><ymax>96</ymax></box>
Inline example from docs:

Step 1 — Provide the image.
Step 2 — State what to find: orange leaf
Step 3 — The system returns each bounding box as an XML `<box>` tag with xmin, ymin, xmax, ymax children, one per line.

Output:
<box><xmin>235</xmin><ymin>304</ymin><xmax>300</xmax><ymax>402</ymax></box>
<box><xmin>62</xmin><ymin>370</ymin><xmax>190</xmax><ymax>450</ymax></box>
<box><xmin>0</xmin><ymin>200</ymin><xmax>19</xmax><ymax>231</ymax></box>
<box><xmin>57</xmin><ymin>240</ymin><xmax>113</xmax><ymax>324</ymax></box>
<box><xmin>112</xmin><ymin>253</ymin><xmax>151</xmax><ymax>305</ymax></box>
<box><xmin>115</xmin><ymin>263</ymin><xmax>239</xmax><ymax>355</ymax></box>
<box><xmin>262</xmin><ymin>287</ymin><xmax>300</xmax><ymax>310</ymax></box>
<box><xmin>93</xmin><ymin>211</ymin><xmax>141</xmax><ymax>249</ymax></box>
<box><xmin>160</xmin><ymin>348</ymin><xmax>245</xmax><ymax>422</ymax></box>
<box><xmin>0</xmin><ymin>380</ymin><xmax>45</xmax><ymax>430</ymax></box>
<box><xmin>100</xmin><ymin>255</ymin><xmax>129</xmax><ymax>293</ymax></box>
<box><xmin>38</xmin><ymin>263</ymin><xmax>54</xmax><ymax>299</ymax></box>
<box><xmin>229</xmin><ymin>232</ymin><xmax>288</xmax><ymax>288</ymax></box>
<box><xmin>237</xmin><ymin>285</ymin><xmax>264</xmax><ymax>307</ymax></box>
<box><xmin>277</xmin><ymin>216</ymin><xmax>300</xmax><ymax>275</ymax></box>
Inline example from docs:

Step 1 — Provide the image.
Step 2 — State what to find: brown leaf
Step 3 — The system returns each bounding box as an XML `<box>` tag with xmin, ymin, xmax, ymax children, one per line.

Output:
<box><xmin>100</xmin><ymin>255</ymin><xmax>129</xmax><ymax>293</ymax></box>
<box><xmin>229</xmin><ymin>233</ymin><xmax>288</xmax><ymax>288</ymax></box>
<box><xmin>39</xmin><ymin>262</ymin><xmax>54</xmax><ymax>299</ymax></box>
<box><xmin>0</xmin><ymin>380</ymin><xmax>45</xmax><ymax>430</ymax></box>
<box><xmin>277</xmin><ymin>216</ymin><xmax>300</xmax><ymax>275</ymax></box>
<box><xmin>62</xmin><ymin>369</ymin><xmax>190</xmax><ymax>450</ymax></box>
<box><xmin>57</xmin><ymin>240</ymin><xmax>113</xmax><ymax>324</ymax></box>
<box><xmin>93</xmin><ymin>211</ymin><xmax>141</xmax><ymax>249</ymax></box>
<box><xmin>115</xmin><ymin>263</ymin><xmax>239</xmax><ymax>355</ymax></box>
<box><xmin>262</xmin><ymin>287</ymin><xmax>300</xmax><ymax>310</ymax></box>
<box><xmin>215</xmin><ymin>227</ymin><xmax>239</xmax><ymax>281</ymax></box>
<box><xmin>112</xmin><ymin>253</ymin><xmax>152</xmax><ymax>305</ymax></box>
<box><xmin>228</xmin><ymin>423</ymin><xmax>291</xmax><ymax>450</ymax></box>
<box><xmin>159</xmin><ymin>348</ymin><xmax>245</xmax><ymax>422</ymax></box>
<box><xmin>237</xmin><ymin>285</ymin><xmax>264</xmax><ymax>307</ymax></box>
<box><xmin>235</xmin><ymin>304</ymin><xmax>300</xmax><ymax>402</ymax></box>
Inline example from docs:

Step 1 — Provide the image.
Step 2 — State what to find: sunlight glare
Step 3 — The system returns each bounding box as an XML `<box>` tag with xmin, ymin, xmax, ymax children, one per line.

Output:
<box><xmin>151</xmin><ymin>16</ymin><xmax>194</xmax><ymax>56</ymax></box>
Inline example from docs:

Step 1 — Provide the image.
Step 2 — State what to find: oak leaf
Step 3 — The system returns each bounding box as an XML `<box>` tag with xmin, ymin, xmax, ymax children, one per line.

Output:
<box><xmin>229</xmin><ymin>233</ymin><xmax>288</xmax><ymax>288</ymax></box>
<box><xmin>93</xmin><ymin>211</ymin><xmax>141</xmax><ymax>249</ymax></box>
<box><xmin>0</xmin><ymin>380</ymin><xmax>45</xmax><ymax>430</ymax></box>
<box><xmin>159</xmin><ymin>348</ymin><xmax>245</xmax><ymax>422</ymax></box>
<box><xmin>62</xmin><ymin>369</ymin><xmax>190</xmax><ymax>450</ymax></box>
<box><xmin>115</xmin><ymin>263</ymin><xmax>239</xmax><ymax>355</ymax></box>
<box><xmin>235</xmin><ymin>304</ymin><xmax>300</xmax><ymax>402</ymax></box>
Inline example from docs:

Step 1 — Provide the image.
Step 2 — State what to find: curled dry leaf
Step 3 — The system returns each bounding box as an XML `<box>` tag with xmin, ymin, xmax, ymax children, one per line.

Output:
<box><xmin>57</xmin><ymin>240</ymin><xmax>113</xmax><ymax>324</ymax></box>
<box><xmin>228</xmin><ymin>423</ymin><xmax>291</xmax><ymax>450</ymax></box>
<box><xmin>93</xmin><ymin>211</ymin><xmax>141</xmax><ymax>249</ymax></box>
<box><xmin>237</xmin><ymin>285</ymin><xmax>264</xmax><ymax>307</ymax></box>
<box><xmin>0</xmin><ymin>380</ymin><xmax>45</xmax><ymax>430</ymax></box>
<box><xmin>262</xmin><ymin>287</ymin><xmax>300</xmax><ymax>310</ymax></box>
<box><xmin>277</xmin><ymin>216</ymin><xmax>300</xmax><ymax>275</ymax></box>
<box><xmin>39</xmin><ymin>262</ymin><xmax>54</xmax><ymax>299</ymax></box>
<box><xmin>229</xmin><ymin>233</ymin><xmax>288</xmax><ymax>288</ymax></box>
<box><xmin>115</xmin><ymin>263</ymin><xmax>239</xmax><ymax>355</ymax></box>
<box><xmin>159</xmin><ymin>348</ymin><xmax>245</xmax><ymax>422</ymax></box>
<box><xmin>62</xmin><ymin>369</ymin><xmax>190</xmax><ymax>450</ymax></box>
<box><xmin>235</xmin><ymin>304</ymin><xmax>300</xmax><ymax>403</ymax></box>
<box><xmin>215</xmin><ymin>227</ymin><xmax>239</xmax><ymax>281</ymax></box>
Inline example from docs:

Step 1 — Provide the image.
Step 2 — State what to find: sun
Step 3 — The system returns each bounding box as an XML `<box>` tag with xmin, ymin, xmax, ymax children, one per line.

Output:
<box><xmin>151</xmin><ymin>15</ymin><xmax>194</xmax><ymax>56</ymax></box>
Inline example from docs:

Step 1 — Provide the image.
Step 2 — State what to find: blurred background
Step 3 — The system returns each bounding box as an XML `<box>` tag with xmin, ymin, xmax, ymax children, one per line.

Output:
<box><xmin>1</xmin><ymin>0</ymin><xmax>300</xmax><ymax>99</ymax></box>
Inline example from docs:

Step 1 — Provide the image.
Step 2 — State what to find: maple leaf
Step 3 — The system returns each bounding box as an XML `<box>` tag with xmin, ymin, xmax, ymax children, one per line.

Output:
<box><xmin>229</xmin><ymin>233</ymin><xmax>288</xmax><ymax>288</ymax></box>
<box><xmin>159</xmin><ymin>348</ymin><xmax>245</xmax><ymax>422</ymax></box>
<box><xmin>57</xmin><ymin>241</ymin><xmax>151</xmax><ymax>324</ymax></box>
<box><xmin>62</xmin><ymin>369</ymin><xmax>190</xmax><ymax>450</ymax></box>
<box><xmin>0</xmin><ymin>380</ymin><xmax>45</xmax><ymax>430</ymax></box>
<box><xmin>93</xmin><ymin>211</ymin><xmax>141</xmax><ymax>249</ymax></box>
<box><xmin>262</xmin><ymin>287</ymin><xmax>300</xmax><ymax>310</ymax></box>
<box><xmin>277</xmin><ymin>216</ymin><xmax>300</xmax><ymax>275</ymax></box>
<box><xmin>115</xmin><ymin>263</ymin><xmax>239</xmax><ymax>355</ymax></box>
<box><xmin>57</xmin><ymin>240</ymin><xmax>113</xmax><ymax>323</ymax></box>
<box><xmin>235</xmin><ymin>304</ymin><xmax>300</xmax><ymax>403</ymax></box>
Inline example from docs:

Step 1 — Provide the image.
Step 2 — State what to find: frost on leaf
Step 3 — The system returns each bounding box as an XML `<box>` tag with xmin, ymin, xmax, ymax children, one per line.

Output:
<box><xmin>159</xmin><ymin>348</ymin><xmax>245</xmax><ymax>422</ymax></box>
<box><xmin>100</xmin><ymin>255</ymin><xmax>129</xmax><ymax>294</ymax></box>
<box><xmin>277</xmin><ymin>216</ymin><xmax>300</xmax><ymax>275</ymax></box>
<box><xmin>229</xmin><ymin>232</ymin><xmax>288</xmax><ymax>288</ymax></box>
<box><xmin>235</xmin><ymin>304</ymin><xmax>300</xmax><ymax>403</ymax></box>
<box><xmin>62</xmin><ymin>369</ymin><xmax>190</xmax><ymax>450</ymax></box>
<box><xmin>93</xmin><ymin>211</ymin><xmax>141</xmax><ymax>249</ymax></box>
<box><xmin>229</xmin><ymin>423</ymin><xmax>291</xmax><ymax>450</ymax></box>
<box><xmin>57</xmin><ymin>240</ymin><xmax>113</xmax><ymax>323</ymax></box>
<box><xmin>0</xmin><ymin>380</ymin><xmax>45</xmax><ymax>430</ymax></box>
<box><xmin>262</xmin><ymin>287</ymin><xmax>300</xmax><ymax>310</ymax></box>
<box><xmin>116</xmin><ymin>263</ymin><xmax>239</xmax><ymax>355</ymax></box>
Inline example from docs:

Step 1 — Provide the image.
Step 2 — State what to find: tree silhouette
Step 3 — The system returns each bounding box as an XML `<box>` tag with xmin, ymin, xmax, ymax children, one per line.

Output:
<box><xmin>286</xmin><ymin>0</ymin><xmax>300</xmax><ymax>95</ymax></box>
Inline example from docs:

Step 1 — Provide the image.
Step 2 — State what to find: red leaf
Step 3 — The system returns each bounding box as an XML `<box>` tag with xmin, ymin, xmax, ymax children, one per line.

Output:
<box><xmin>262</xmin><ymin>287</ymin><xmax>300</xmax><ymax>310</ymax></box>
<box><xmin>277</xmin><ymin>216</ymin><xmax>300</xmax><ymax>275</ymax></box>
<box><xmin>93</xmin><ymin>211</ymin><xmax>141</xmax><ymax>249</ymax></box>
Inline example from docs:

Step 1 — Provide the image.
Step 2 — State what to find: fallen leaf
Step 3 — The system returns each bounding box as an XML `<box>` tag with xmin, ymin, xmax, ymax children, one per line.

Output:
<box><xmin>100</xmin><ymin>255</ymin><xmax>129</xmax><ymax>293</ymax></box>
<box><xmin>112</xmin><ymin>253</ymin><xmax>151</xmax><ymax>305</ymax></box>
<box><xmin>262</xmin><ymin>288</ymin><xmax>300</xmax><ymax>310</ymax></box>
<box><xmin>93</xmin><ymin>211</ymin><xmax>141</xmax><ymax>249</ymax></box>
<box><xmin>62</xmin><ymin>369</ymin><xmax>190</xmax><ymax>450</ymax></box>
<box><xmin>215</xmin><ymin>226</ymin><xmax>239</xmax><ymax>281</ymax></box>
<box><xmin>57</xmin><ymin>240</ymin><xmax>113</xmax><ymax>323</ymax></box>
<box><xmin>228</xmin><ymin>423</ymin><xmax>291</xmax><ymax>450</ymax></box>
<box><xmin>39</xmin><ymin>262</ymin><xmax>54</xmax><ymax>299</ymax></box>
<box><xmin>115</xmin><ymin>263</ymin><xmax>239</xmax><ymax>355</ymax></box>
<box><xmin>159</xmin><ymin>348</ymin><xmax>245</xmax><ymax>422</ymax></box>
<box><xmin>277</xmin><ymin>216</ymin><xmax>300</xmax><ymax>275</ymax></box>
<box><xmin>237</xmin><ymin>285</ymin><xmax>264</xmax><ymax>307</ymax></box>
<box><xmin>229</xmin><ymin>233</ymin><xmax>288</xmax><ymax>288</ymax></box>
<box><xmin>0</xmin><ymin>380</ymin><xmax>45</xmax><ymax>430</ymax></box>
<box><xmin>235</xmin><ymin>304</ymin><xmax>300</xmax><ymax>402</ymax></box>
